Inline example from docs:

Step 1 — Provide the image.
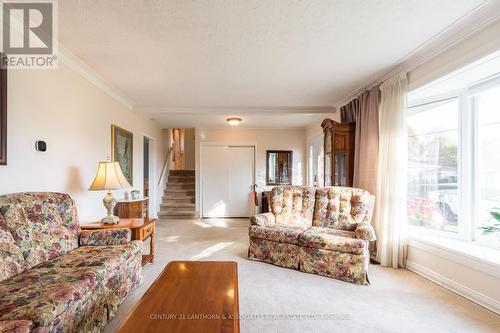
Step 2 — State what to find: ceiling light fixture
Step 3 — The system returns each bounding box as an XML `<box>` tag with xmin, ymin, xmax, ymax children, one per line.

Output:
<box><xmin>226</xmin><ymin>117</ymin><xmax>242</xmax><ymax>126</ymax></box>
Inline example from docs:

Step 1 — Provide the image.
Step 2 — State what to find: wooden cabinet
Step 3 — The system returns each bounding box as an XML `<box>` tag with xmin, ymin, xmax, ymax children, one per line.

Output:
<box><xmin>115</xmin><ymin>198</ymin><xmax>149</xmax><ymax>219</ymax></box>
<box><xmin>321</xmin><ymin>119</ymin><xmax>355</xmax><ymax>187</ymax></box>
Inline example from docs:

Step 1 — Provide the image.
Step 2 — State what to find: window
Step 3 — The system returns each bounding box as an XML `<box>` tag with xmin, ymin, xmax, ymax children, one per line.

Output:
<box><xmin>476</xmin><ymin>85</ymin><xmax>500</xmax><ymax>244</ymax></box>
<box><xmin>307</xmin><ymin>134</ymin><xmax>324</xmax><ymax>186</ymax></box>
<box><xmin>407</xmin><ymin>50</ymin><xmax>500</xmax><ymax>248</ymax></box>
<box><xmin>408</xmin><ymin>99</ymin><xmax>459</xmax><ymax>233</ymax></box>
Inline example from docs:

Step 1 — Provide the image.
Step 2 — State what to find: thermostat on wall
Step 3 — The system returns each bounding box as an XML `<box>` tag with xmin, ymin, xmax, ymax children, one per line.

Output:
<box><xmin>35</xmin><ymin>141</ymin><xmax>47</xmax><ymax>152</ymax></box>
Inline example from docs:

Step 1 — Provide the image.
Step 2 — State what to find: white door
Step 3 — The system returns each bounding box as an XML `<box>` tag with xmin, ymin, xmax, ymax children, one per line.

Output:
<box><xmin>201</xmin><ymin>145</ymin><xmax>255</xmax><ymax>217</ymax></box>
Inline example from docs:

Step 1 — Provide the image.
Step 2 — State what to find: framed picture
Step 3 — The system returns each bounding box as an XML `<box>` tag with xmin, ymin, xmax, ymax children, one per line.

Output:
<box><xmin>0</xmin><ymin>53</ymin><xmax>7</xmax><ymax>165</ymax></box>
<box><xmin>111</xmin><ymin>125</ymin><xmax>133</xmax><ymax>185</ymax></box>
<box><xmin>266</xmin><ymin>150</ymin><xmax>293</xmax><ymax>185</ymax></box>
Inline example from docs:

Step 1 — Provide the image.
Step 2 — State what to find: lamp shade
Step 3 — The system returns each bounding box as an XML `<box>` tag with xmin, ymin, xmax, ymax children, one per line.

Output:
<box><xmin>89</xmin><ymin>161</ymin><xmax>131</xmax><ymax>190</ymax></box>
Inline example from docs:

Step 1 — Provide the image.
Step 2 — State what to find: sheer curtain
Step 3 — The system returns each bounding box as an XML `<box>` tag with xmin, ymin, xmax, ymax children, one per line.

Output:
<box><xmin>375</xmin><ymin>72</ymin><xmax>408</xmax><ymax>268</ymax></box>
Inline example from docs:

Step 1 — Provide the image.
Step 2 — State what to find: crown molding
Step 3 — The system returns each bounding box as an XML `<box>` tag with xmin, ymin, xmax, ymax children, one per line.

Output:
<box><xmin>195</xmin><ymin>126</ymin><xmax>307</xmax><ymax>130</ymax></box>
<box><xmin>134</xmin><ymin>106</ymin><xmax>335</xmax><ymax>115</ymax></box>
<box><xmin>59</xmin><ymin>46</ymin><xmax>134</xmax><ymax>110</ymax></box>
<box><xmin>335</xmin><ymin>0</ymin><xmax>500</xmax><ymax>108</ymax></box>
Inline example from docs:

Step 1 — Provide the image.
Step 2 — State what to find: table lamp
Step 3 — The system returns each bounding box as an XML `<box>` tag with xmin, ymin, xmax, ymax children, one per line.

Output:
<box><xmin>89</xmin><ymin>160</ymin><xmax>132</xmax><ymax>224</ymax></box>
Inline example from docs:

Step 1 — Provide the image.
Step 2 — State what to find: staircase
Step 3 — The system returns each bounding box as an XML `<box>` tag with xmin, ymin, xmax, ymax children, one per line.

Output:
<box><xmin>158</xmin><ymin>170</ymin><xmax>199</xmax><ymax>219</ymax></box>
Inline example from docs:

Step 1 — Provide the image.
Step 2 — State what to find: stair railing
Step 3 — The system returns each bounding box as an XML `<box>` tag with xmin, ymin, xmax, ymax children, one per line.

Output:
<box><xmin>158</xmin><ymin>146</ymin><xmax>174</xmax><ymax>187</ymax></box>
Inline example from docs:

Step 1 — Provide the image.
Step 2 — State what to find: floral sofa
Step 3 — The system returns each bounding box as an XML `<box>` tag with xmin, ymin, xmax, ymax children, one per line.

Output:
<box><xmin>0</xmin><ymin>192</ymin><xmax>143</xmax><ymax>333</ymax></box>
<box><xmin>248</xmin><ymin>186</ymin><xmax>376</xmax><ymax>285</ymax></box>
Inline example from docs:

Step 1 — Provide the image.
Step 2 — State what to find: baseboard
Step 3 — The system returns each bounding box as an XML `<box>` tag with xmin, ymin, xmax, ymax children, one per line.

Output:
<box><xmin>406</xmin><ymin>260</ymin><xmax>500</xmax><ymax>315</ymax></box>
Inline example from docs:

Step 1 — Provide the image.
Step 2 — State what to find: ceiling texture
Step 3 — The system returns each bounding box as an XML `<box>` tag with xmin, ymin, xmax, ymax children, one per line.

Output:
<box><xmin>59</xmin><ymin>0</ymin><xmax>494</xmax><ymax>128</ymax></box>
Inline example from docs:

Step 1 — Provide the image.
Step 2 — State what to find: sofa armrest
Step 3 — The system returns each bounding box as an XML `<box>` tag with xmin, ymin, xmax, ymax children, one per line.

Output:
<box><xmin>355</xmin><ymin>223</ymin><xmax>376</xmax><ymax>241</ymax></box>
<box><xmin>250</xmin><ymin>212</ymin><xmax>276</xmax><ymax>226</ymax></box>
<box><xmin>79</xmin><ymin>228</ymin><xmax>131</xmax><ymax>246</ymax></box>
<box><xmin>0</xmin><ymin>320</ymin><xmax>33</xmax><ymax>333</ymax></box>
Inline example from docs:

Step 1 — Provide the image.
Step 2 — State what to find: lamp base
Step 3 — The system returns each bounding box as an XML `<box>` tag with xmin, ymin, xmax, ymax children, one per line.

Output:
<box><xmin>101</xmin><ymin>190</ymin><xmax>120</xmax><ymax>224</ymax></box>
<box><xmin>101</xmin><ymin>214</ymin><xmax>120</xmax><ymax>224</ymax></box>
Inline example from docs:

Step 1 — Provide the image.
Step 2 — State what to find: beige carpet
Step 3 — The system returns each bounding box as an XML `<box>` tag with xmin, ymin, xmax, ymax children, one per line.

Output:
<box><xmin>104</xmin><ymin>218</ymin><xmax>500</xmax><ymax>333</ymax></box>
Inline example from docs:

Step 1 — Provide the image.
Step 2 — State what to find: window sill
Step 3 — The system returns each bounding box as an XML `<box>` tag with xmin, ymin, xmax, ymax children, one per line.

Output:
<box><xmin>408</xmin><ymin>233</ymin><xmax>500</xmax><ymax>278</ymax></box>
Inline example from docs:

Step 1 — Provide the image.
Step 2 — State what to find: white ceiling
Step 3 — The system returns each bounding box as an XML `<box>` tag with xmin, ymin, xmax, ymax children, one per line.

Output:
<box><xmin>59</xmin><ymin>0</ymin><xmax>490</xmax><ymax>128</ymax></box>
<box><xmin>148</xmin><ymin>111</ymin><xmax>330</xmax><ymax>129</ymax></box>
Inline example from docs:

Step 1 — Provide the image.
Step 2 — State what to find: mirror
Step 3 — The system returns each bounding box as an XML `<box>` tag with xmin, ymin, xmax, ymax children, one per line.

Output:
<box><xmin>266</xmin><ymin>150</ymin><xmax>293</xmax><ymax>185</ymax></box>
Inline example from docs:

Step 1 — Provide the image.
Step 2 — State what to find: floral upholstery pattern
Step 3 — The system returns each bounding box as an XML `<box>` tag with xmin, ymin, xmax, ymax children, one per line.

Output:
<box><xmin>0</xmin><ymin>192</ymin><xmax>142</xmax><ymax>332</ymax></box>
<box><xmin>0</xmin><ymin>193</ymin><xmax>80</xmax><ymax>275</ymax></box>
<box><xmin>79</xmin><ymin>228</ymin><xmax>131</xmax><ymax>246</ymax></box>
<box><xmin>250</xmin><ymin>212</ymin><xmax>276</xmax><ymax>226</ymax></box>
<box><xmin>43</xmin><ymin>241</ymin><xmax>142</xmax><ymax>293</ymax></box>
<box><xmin>248</xmin><ymin>237</ymin><xmax>300</xmax><ymax>269</ymax></box>
<box><xmin>0</xmin><ymin>214</ymin><xmax>25</xmax><ymax>282</ymax></box>
<box><xmin>270</xmin><ymin>186</ymin><xmax>316</xmax><ymax>227</ymax></box>
<box><xmin>299</xmin><ymin>246</ymin><xmax>369</xmax><ymax>285</ymax></box>
<box><xmin>249</xmin><ymin>186</ymin><xmax>376</xmax><ymax>285</ymax></box>
<box><xmin>0</xmin><ymin>266</ymin><xmax>104</xmax><ymax>327</ymax></box>
<box><xmin>355</xmin><ymin>223</ymin><xmax>376</xmax><ymax>241</ymax></box>
<box><xmin>0</xmin><ymin>320</ymin><xmax>32</xmax><ymax>333</ymax></box>
<box><xmin>44</xmin><ymin>242</ymin><xmax>142</xmax><ymax>270</ymax></box>
<box><xmin>313</xmin><ymin>187</ymin><xmax>373</xmax><ymax>231</ymax></box>
<box><xmin>249</xmin><ymin>225</ymin><xmax>307</xmax><ymax>244</ymax></box>
<box><xmin>299</xmin><ymin>227</ymin><xmax>366</xmax><ymax>255</ymax></box>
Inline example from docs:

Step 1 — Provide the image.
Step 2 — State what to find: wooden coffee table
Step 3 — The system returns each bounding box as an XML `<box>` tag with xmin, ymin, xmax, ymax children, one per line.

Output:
<box><xmin>117</xmin><ymin>261</ymin><xmax>240</xmax><ymax>333</ymax></box>
<box><xmin>81</xmin><ymin>218</ymin><xmax>155</xmax><ymax>266</ymax></box>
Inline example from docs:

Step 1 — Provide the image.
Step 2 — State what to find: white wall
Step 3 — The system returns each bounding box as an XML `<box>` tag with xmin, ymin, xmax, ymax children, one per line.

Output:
<box><xmin>406</xmin><ymin>241</ymin><xmax>500</xmax><ymax>314</ymax></box>
<box><xmin>305</xmin><ymin>111</ymin><xmax>338</xmax><ymax>140</ymax></box>
<box><xmin>0</xmin><ymin>62</ymin><xmax>166</xmax><ymax>223</ymax></box>
<box><xmin>195</xmin><ymin>128</ymin><xmax>306</xmax><ymax>212</ymax></box>
<box><xmin>405</xmin><ymin>19</ymin><xmax>500</xmax><ymax>313</ymax></box>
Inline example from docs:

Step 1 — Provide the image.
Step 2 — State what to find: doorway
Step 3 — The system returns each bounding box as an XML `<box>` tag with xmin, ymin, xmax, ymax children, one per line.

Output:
<box><xmin>200</xmin><ymin>145</ymin><xmax>255</xmax><ymax>218</ymax></box>
<box><xmin>143</xmin><ymin>137</ymin><xmax>150</xmax><ymax>197</ymax></box>
<box><xmin>143</xmin><ymin>136</ymin><xmax>156</xmax><ymax>217</ymax></box>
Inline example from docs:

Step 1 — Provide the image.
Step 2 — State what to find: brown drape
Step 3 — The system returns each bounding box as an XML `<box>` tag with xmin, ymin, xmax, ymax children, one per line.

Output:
<box><xmin>340</xmin><ymin>86</ymin><xmax>379</xmax><ymax>194</ymax></box>
<box><xmin>340</xmin><ymin>87</ymin><xmax>380</xmax><ymax>256</ymax></box>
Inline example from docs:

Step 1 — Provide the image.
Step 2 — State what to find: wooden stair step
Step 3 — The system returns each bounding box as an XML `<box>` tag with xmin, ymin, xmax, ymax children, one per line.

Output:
<box><xmin>166</xmin><ymin>183</ymin><xmax>195</xmax><ymax>188</ymax></box>
<box><xmin>161</xmin><ymin>202</ymin><xmax>195</xmax><ymax>207</ymax></box>
<box><xmin>165</xmin><ymin>192</ymin><xmax>195</xmax><ymax>197</ymax></box>
<box><xmin>163</xmin><ymin>197</ymin><xmax>195</xmax><ymax>202</ymax></box>
<box><xmin>167</xmin><ymin>179</ymin><xmax>195</xmax><ymax>183</ymax></box>
<box><xmin>169</xmin><ymin>171</ymin><xmax>195</xmax><ymax>176</ymax></box>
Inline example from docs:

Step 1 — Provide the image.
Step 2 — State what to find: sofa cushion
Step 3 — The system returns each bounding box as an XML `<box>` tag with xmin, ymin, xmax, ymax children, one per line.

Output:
<box><xmin>41</xmin><ymin>241</ymin><xmax>142</xmax><ymax>291</ymax></box>
<box><xmin>0</xmin><ymin>320</ymin><xmax>33</xmax><ymax>333</ymax></box>
<box><xmin>299</xmin><ymin>227</ymin><xmax>367</xmax><ymax>255</ymax></box>
<box><xmin>79</xmin><ymin>228</ymin><xmax>132</xmax><ymax>246</ymax></box>
<box><xmin>270</xmin><ymin>186</ymin><xmax>316</xmax><ymax>227</ymax></box>
<box><xmin>249</xmin><ymin>225</ymin><xmax>307</xmax><ymax>244</ymax></box>
<box><xmin>0</xmin><ymin>266</ymin><xmax>105</xmax><ymax>328</ymax></box>
<box><xmin>312</xmin><ymin>187</ymin><xmax>372</xmax><ymax>231</ymax></box>
<box><xmin>0</xmin><ymin>214</ymin><xmax>24</xmax><ymax>283</ymax></box>
<box><xmin>0</xmin><ymin>193</ymin><xmax>80</xmax><ymax>272</ymax></box>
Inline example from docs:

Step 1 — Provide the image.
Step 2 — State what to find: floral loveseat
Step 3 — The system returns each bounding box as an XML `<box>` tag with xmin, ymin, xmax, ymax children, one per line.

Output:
<box><xmin>248</xmin><ymin>186</ymin><xmax>376</xmax><ymax>285</ymax></box>
<box><xmin>0</xmin><ymin>192</ymin><xmax>142</xmax><ymax>333</ymax></box>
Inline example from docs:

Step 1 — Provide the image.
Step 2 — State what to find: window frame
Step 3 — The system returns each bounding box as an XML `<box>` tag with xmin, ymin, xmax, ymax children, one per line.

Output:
<box><xmin>407</xmin><ymin>75</ymin><xmax>500</xmax><ymax>250</ymax></box>
<box><xmin>468</xmin><ymin>75</ymin><xmax>500</xmax><ymax>249</ymax></box>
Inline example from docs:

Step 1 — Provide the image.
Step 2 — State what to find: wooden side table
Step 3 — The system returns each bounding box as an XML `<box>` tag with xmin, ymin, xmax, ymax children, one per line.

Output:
<box><xmin>81</xmin><ymin>218</ymin><xmax>156</xmax><ymax>266</ymax></box>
